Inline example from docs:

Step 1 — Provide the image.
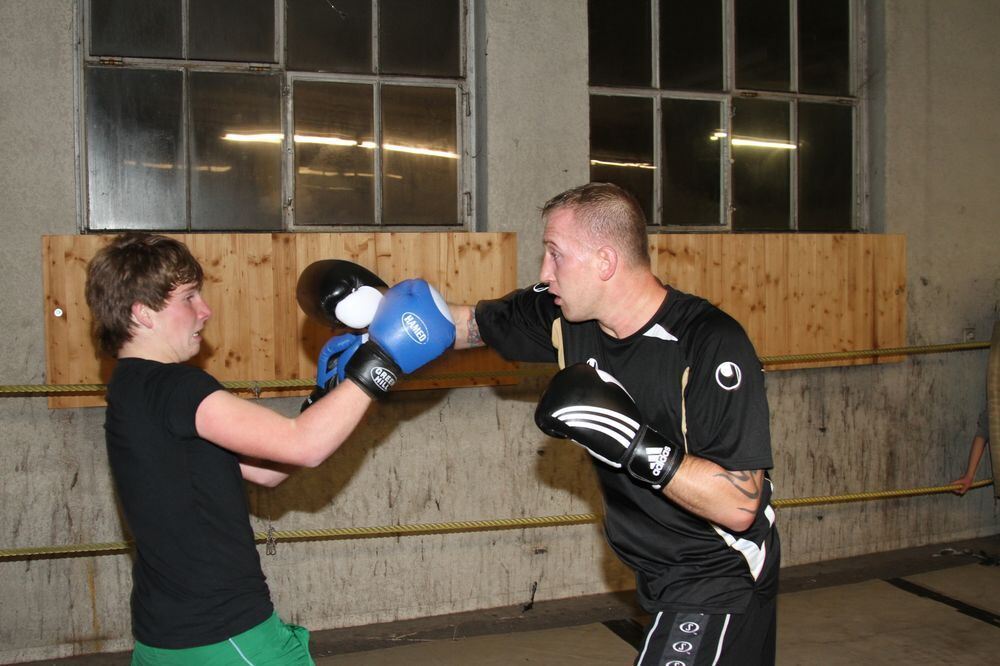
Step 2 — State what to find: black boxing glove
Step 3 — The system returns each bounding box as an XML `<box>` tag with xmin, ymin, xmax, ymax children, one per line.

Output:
<box><xmin>296</xmin><ymin>259</ymin><xmax>386</xmax><ymax>329</ymax></box>
<box><xmin>535</xmin><ymin>363</ymin><xmax>685</xmax><ymax>489</ymax></box>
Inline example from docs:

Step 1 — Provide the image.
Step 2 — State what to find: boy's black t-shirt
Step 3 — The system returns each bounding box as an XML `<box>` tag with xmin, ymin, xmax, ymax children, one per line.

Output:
<box><xmin>476</xmin><ymin>284</ymin><xmax>780</xmax><ymax>614</ymax></box>
<box><xmin>105</xmin><ymin>358</ymin><xmax>273</xmax><ymax>648</ymax></box>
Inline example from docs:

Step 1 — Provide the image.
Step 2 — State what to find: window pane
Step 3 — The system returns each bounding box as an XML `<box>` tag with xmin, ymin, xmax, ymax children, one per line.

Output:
<box><xmin>660</xmin><ymin>0</ymin><xmax>722</xmax><ymax>91</ymax></box>
<box><xmin>294</xmin><ymin>82</ymin><xmax>375</xmax><ymax>226</ymax></box>
<box><xmin>86</xmin><ymin>67</ymin><xmax>185</xmax><ymax>230</ymax></box>
<box><xmin>588</xmin><ymin>0</ymin><xmax>651</xmax><ymax>87</ymax></box>
<box><xmin>380</xmin><ymin>0</ymin><xmax>461</xmax><ymax>77</ymax></box>
<box><xmin>382</xmin><ymin>86</ymin><xmax>459</xmax><ymax>226</ymax></box>
<box><xmin>735</xmin><ymin>0</ymin><xmax>790</xmax><ymax>91</ymax></box>
<box><xmin>189</xmin><ymin>72</ymin><xmax>283</xmax><ymax>231</ymax></box>
<box><xmin>589</xmin><ymin>95</ymin><xmax>654</xmax><ymax>223</ymax></box>
<box><xmin>287</xmin><ymin>0</ymin><xmax>371</xmax><ymax>73</ymax></box>
<box><xmin>89</xmin><ymin>0</ymin><xmax>181</xmax><ymax>58</ymax></box>
<box><xmin>798</xmin><ymin>102</ymin><xmax>852</xmax><ymax>231</ymax></box>
<box><xmin>189</xmin><ymin>0</ymin><xmax>275</xmax><ymax>63</ymax></box>
<box><xmin>662</xmin><ymin>99</ymin><xmax>722</xmax><ymax>226</ymax></box>
<box><xmin>799</xmin><ymin>0</ymin><xmax>850</xmax><ymax>96</ymax></box>
<box><xmin>732</xmin><ymin>98</ymin><xmax>790</xmax><ymax>231</ymax></box>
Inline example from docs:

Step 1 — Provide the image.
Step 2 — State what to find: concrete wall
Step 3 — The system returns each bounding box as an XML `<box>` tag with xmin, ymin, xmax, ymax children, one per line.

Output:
<box><xmin>0</xmin><ymin>0</ymin><xmax>997</xmax><ymax>662</ymax></box>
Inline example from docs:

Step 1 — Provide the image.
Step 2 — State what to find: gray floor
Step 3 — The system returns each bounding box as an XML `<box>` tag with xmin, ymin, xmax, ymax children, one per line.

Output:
<box><xmin>21</xmin><ymin>535</ymin><xmax>1000</xmax><ymax>665</ymax></box>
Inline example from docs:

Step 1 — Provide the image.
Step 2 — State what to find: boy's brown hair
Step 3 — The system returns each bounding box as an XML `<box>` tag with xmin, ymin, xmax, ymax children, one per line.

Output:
<box><xmin>85</xmin><ymin>233</ymin><xmax>204</xmax><ymax>357</ymax></box>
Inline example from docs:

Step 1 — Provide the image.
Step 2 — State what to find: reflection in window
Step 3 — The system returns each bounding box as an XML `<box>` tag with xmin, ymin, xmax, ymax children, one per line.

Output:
<box><xmin>662</xmin><ymin>99</ymin><xmax>723</xmax><ymax>226</ymax></box>
<box><xmin>89</xmin><ymin>0</ymin><xmax>181</xmax><ymax>58</ymax></box>
<box><xmin>798</xmin><ymin>103</ymin><xmax>852</xmax><ymax>231</ymax></box>
<box><xmin>189</xmin><ymin>72</ymin><xmax>282</xmax><ymax>231</ymax></box>
<box><xmin>660</xmin><ymin>0</ymin><xmax>722</xmax><ymax>91</ymax></box>
<box><xmin>799</xmin><ymin>1</ymin><xmax>851</xmax><ymax>96</ymax></box>
<box><xmin>732</xmin><ymin>99</ymin><xmax>791</xmax><ymax>231</ymax></box>
<box><xmin>735</xmin><ymin>0</ymin><xmax>790</xmax><ymax>92</ymax></box>
<box><xmin>189</xmin><ymin>0</ymin><xmax>275</xmax><ymax>63</ymax></box>
<box><xmin>588</xmin><ymin>0</ymin><xmax>651</xmax><ymax>87</ymax></box>
<box><xmin>294</xmin><ymin>82</ymin><xmax>375</xmax><ymax>226</ymax></box>
<box><xmin>590</xmin><ymin>95</ymin><xmax>654</xmax><ymax>223</ymax></box>
<box><xmin>86</xmin><ymin>67</ymin><xmax>185</xmax><ymax>230</ymax></box>
<box><xmin>382</xmin><ymin>86</ymin><xmax>459</xmax><ymax>226</ymax></box>
<box><xmin>287</xmin><ymin>0</ymin><xmax>371</xmax><ymax>73</ymax></box>
<box><xmin>83</xmin><ymin>0</ymin><xmax>469</xmax><ymax>230</ymax></box>
<box><xmin>588</xmin><ymin>0</ymin><xmax>859</xmax><ymax>231</ymax></box>
<box><xmin>380</xmin><ymin>0</ymin><xmax>461</xmax><ymax>77</ymax></box>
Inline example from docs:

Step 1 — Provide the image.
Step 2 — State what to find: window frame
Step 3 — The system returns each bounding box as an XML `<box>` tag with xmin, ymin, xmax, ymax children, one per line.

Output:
<box><xmin>588</xmin><ymin>0</ymin><xmax>869</xmax><ymax>232</ymax></box>
<box><xmin>75</xmin><ymin>0</ymin><xmax>478</xmax><ymax>233</ymax></box>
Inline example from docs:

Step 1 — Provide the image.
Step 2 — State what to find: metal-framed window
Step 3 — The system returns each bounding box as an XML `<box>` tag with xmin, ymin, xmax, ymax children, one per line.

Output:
<box><xmin>588</xmin><ymin>0</ymin><xmax>866</xmax><ymax>232</ymax></box>
<box><xmin>79</xmin><ymin>0</ymin><xmax>474</xmax><ymax>232</ymax></box>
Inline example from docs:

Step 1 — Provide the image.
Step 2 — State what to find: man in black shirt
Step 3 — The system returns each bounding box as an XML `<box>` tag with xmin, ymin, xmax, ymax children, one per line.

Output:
<box><xmin>449</xmin><ymin>183</ymin><xmax>779</xmax><ymax>665</ymax></box>
<box><xmin>85</xmin><ymin>233</ymin><xmax>453</xmax><ymax>664</ymax></box>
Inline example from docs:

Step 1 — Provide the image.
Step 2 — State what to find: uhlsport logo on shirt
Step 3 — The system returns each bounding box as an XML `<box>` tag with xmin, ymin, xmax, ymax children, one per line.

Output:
<box><xmin>401</xmin><ymin>312</ymin><xmax>428</xmax><ymax>344</ymax></box>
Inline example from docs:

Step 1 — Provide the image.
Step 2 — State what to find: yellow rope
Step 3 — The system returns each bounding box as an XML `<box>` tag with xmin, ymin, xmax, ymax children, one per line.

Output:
<box><xmin>1</xmin><ymin>480</ymin><xmax>991</xmax><ymax>562</ymax></box>
<box><xmin>0</xmin><ymin>341</ymin><xmax>989</xmax><ymax>396</ymax></box>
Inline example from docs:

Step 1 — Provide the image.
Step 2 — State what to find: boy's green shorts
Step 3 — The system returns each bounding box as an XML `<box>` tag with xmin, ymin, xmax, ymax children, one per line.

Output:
<box><xmin>131</xmin><ymin>612</ymin><xmax>314</xmax><ymax>665</ymax></box>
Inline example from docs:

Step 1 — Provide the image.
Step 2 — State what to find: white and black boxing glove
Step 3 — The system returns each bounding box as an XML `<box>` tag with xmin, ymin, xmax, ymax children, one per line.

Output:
<box><xmin>296</xmin><ymin>259</ymin><xmax>386</xmax><ymax>329</ymax></box>
<box><xmin>535</xmin><ymin>363</ymin><xmax>685</xmax><ymax>489</ymax></box>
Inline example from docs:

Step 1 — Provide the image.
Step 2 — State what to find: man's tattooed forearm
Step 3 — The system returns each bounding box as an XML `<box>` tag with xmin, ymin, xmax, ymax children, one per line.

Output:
<box><xmin>466</xmin><ymin>311</ymin><xmax>483</xmax><ymax>346</ymax></box>
<box><xmin>715</xmin><ymin>470</ymin><xmax>762</xmax><ymax>507</ymax></box>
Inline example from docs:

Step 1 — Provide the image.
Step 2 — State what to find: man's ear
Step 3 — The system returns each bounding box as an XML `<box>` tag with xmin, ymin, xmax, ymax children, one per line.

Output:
<box><xmin>131</xmin><ymin>302</ymin><xmax>154</xmax><ymax>328</ymax></box>
<box><xmin>596</xmin><ymin>246</ymin><xmax>618</xmax><ymax>282</ymax></box>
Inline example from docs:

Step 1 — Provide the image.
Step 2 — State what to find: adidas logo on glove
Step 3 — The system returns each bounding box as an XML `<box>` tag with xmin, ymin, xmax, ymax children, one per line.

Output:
<box><xmin>645</xmin><ymin>446</ymin><xmax>673</xmax><ymax>478</ymax></box>
<box><xmin>535</xmin><ymin>363</ymin><xmax>685</xmax><ymax>489</ymax></box>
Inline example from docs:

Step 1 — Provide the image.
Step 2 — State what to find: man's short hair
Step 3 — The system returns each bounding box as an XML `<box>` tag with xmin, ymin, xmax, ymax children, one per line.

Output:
<box><xmin>85</xmin><ymin>233</ymin><xmax>204</xmax><ymax>357</ymax></box>
<box><xmin>541</xmin><ymin>182</ymin><xmax>650</xmax><ymax>267</ymax></box>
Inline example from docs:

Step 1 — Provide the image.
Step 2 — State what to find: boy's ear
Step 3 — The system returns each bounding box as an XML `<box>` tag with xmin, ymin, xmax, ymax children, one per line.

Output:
<box><xmin>131</xmin><ymin>302</ymin><xmax>153</xmax><ymax>328</ymax></box>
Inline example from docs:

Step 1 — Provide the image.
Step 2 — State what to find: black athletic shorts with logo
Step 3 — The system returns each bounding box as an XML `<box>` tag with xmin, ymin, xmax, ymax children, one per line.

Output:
<box><xmin>634</xmin><ymin>591</ymin><xmax>776</xmax><ymax>666</ymax></box>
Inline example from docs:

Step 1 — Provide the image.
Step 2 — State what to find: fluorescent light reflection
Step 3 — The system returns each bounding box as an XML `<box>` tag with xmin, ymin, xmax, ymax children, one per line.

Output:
<box><xmin>710</xmin><ymin>131</ymin><xmax>796</xmax><ymax>150</ymax></box>
<box><xmin>221</xmin><ymin>132</ymin><xmax>459</xmax><ymax>159</ymax></box>
<box><xmin>123</xmin><ymin>159</ymin><xmax>230</xmax><ymax>173</ymax></box>
<box><xmin>589</xmin><ymin>158</ymin><xmax>657</xmax><ymax>170</ymax></box>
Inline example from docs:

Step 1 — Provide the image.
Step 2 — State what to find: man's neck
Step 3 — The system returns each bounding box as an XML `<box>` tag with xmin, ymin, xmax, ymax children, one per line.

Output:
<box><xmin>597</xmin><ymin>272</ymin><xmax>668</xmax><ymax>339</ymax></box>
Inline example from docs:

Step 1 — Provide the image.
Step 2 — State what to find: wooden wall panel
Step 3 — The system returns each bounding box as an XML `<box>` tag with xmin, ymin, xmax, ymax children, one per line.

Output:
<box><xmin>649</xmin><ymin>234</ymin><xmax>906</xmax><ymax>369</ymax></box>
<box><xmin>43</xmin><ymin>233</ymin><xmax>518</xmax><ymax>408</ymax></box>
<box><xmin>42</xmin><ymin>232</ymin><xmax>905</xmax><ymax>408</ymax></box>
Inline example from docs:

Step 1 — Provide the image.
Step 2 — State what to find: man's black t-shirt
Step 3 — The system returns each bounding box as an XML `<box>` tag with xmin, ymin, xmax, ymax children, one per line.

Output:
<box><xmin>476</xmin><ymin>284</ymin><xmax>780</xmax><ymax>614</ymax></box>
<box><xmin>105</xmin><ymin>358</ymin><xmax>273</xmax><ymax>648</ymax></box>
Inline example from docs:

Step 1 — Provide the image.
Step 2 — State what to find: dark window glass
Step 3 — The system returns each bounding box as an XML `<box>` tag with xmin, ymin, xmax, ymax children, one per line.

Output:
<box><xmin>732</xmin><ymin>98</ymin><xmax>790</xmax><ymax>230</ymax></box>
<box><xmin>589</xmin><ymin>95</ymin><xmax>654</xmax><ymax>223</ymax></box>
<box><xmin>660</xmin><ymin>0</ymin><xmax>722</xmax><ymax>91</ymax></box>
<box><xmin>662</xmin><ymin>99</ymin><xmax>722</xmax><ymax>226</ymax></box>
<box><xmin>86</xmin><ymin>67</ymin><xmax>185</xmax><ymax>230</ymax></box>
<box><xmin>735</xmin><ymin>0</ymin><xmax>790</xmax><ymax>91</ymax></box>
<box><xmin>294</xmin><ymin>81</ymin><xmax>375</xmax><ymax>226</ymax></box>
<box><xmin>799</xmin><ymin>0</ymin><xmax>850</xmax><ymax>95</ymax></box>
<box><xmin>189</xmin><ymin>0</ymin><xmax>275</xmax><ymax>63</ymax></box>
<box><xmin>188</xmin><ymin>72</ymin><xmax>283</xmax><ymax>231</ymax></box>
<box><xmin>382</xmin><ymin>86</ymin><xmax>459</xmax><ymax>226</ymax></box>
<box><xmin>380</xmin><ymin>0</ymin><xmax>461</xmax><ymax>77</ymax></box>
<box><xmin>588</xmin><ymin>0</ymin><xmax>651</xmax><ymax>87</ymax></box>
<box><xmin>798</xmin><ymin>102</ymin><xmax>852</xmax><ymax>231</ymax></box>
<box><xmin>287</xmin><ymin>0</ymin><xmax>372</xmax><ymax>73</ymax></box>
<box><xmin>89</xmin><ymin>0</ymin><xmax>181</xmax><ymax>58</ymax></box>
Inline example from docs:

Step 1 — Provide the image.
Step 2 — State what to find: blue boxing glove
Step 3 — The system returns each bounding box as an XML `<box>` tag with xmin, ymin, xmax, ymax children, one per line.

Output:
<box><xmin>300</xmin><ymin>333</ymin><xmax>364</xmax><ymax>412</ymax></box>
<box><xmin>344</xmin><ymin>279</ymin><xmax>456</xmax><ymax>398</ymax></box>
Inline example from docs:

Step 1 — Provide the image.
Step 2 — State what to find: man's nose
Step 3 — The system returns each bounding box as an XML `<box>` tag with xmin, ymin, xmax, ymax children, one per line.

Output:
<box><xmin>539</xmin><ymin>257</ymin><xmax>553</xmax><ymax>284</ymax></box>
